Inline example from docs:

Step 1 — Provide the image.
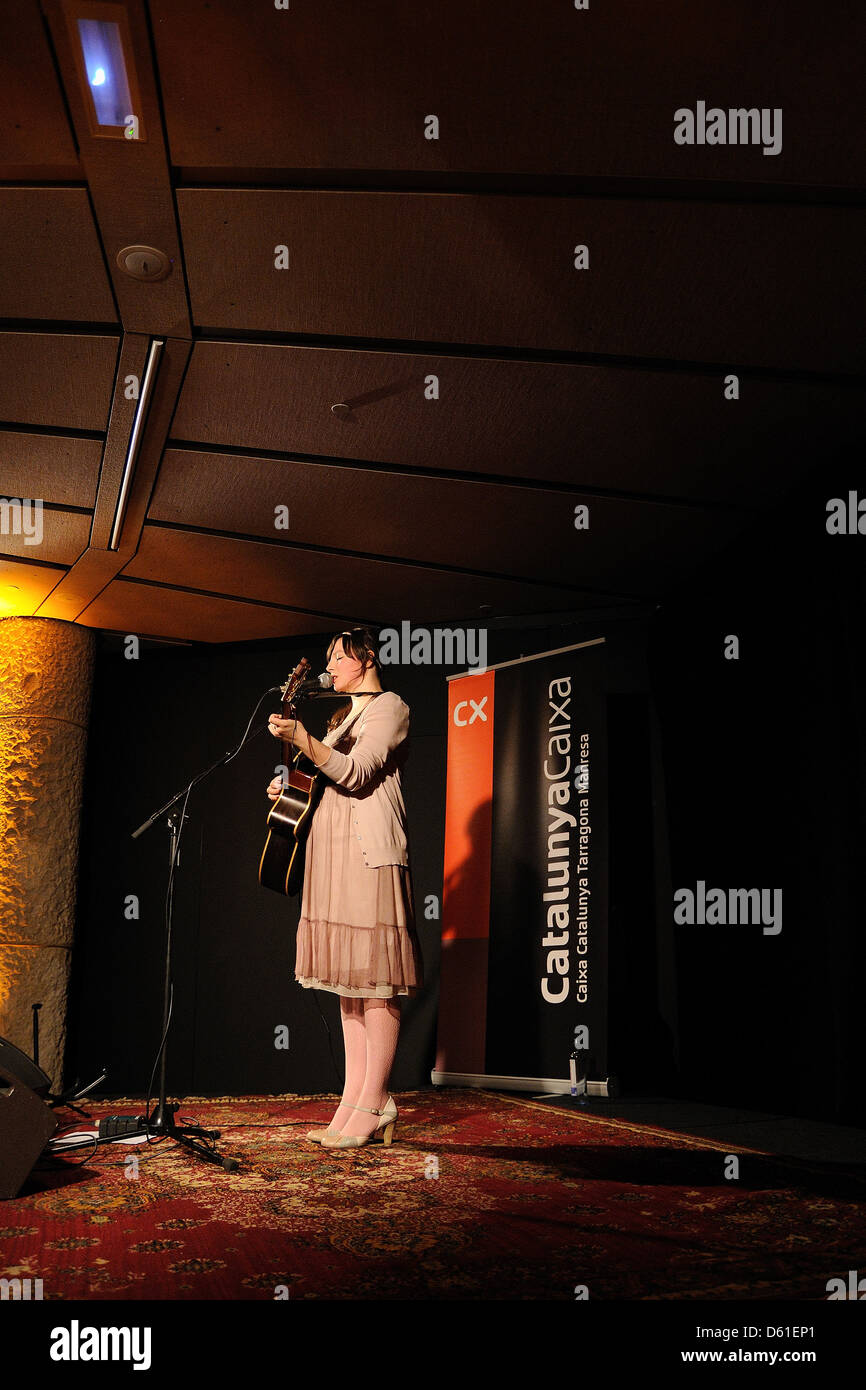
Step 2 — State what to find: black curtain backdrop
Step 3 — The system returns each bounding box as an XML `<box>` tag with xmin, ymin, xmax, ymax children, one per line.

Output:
<box><xmin>65</xmin><ymin>468</ymin><xmax>865</xmax><ymax>1124</ymax></box>
<box><xmin>647</xmin><ymin>467</ymin><xmax>865</xmax><ymax>1127</ymax></box>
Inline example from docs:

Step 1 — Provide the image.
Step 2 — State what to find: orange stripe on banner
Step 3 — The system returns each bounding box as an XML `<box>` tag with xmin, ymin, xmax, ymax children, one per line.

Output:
<box><xmin>441</xmin><ymin>671</ymin><xmax>495</xmax><ymax>942</ymax></box>
<box><xmin>437</xmin><ymin>670</ymin><xmax>495</xmax><ymax>1073</ymax></box>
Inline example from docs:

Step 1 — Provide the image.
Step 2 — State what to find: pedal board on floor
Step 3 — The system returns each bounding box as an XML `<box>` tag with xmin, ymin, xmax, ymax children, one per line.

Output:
<box><xmin>98</xmin><ymin>1115</ymin><xmax>148</xmax><ymax>1139</ymax></box>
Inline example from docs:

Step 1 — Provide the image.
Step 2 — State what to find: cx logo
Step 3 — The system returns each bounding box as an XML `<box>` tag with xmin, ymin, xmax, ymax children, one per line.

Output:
<box><xmin>454</xmin><ymin>697</ymin><xmax>488</xmax><ymax>726</ymax></box>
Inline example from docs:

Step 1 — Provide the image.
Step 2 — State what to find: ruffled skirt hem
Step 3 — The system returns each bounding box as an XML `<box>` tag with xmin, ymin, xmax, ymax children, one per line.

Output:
<box><xmin>294</xmin><ymin>915</ymin><xmax>423</xmax><ymax>998</ymax></box>
<box><xmin>294</xmin><ymin>975</ymin><xmax>420</xmax><ymax>999</ymax></box>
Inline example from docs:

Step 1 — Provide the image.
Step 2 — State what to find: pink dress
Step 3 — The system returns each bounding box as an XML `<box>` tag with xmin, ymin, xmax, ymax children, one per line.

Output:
<box><xmin>294</xmin><ymin>711</ymin><xmax>424</xmax><ymax>999</ymax></box>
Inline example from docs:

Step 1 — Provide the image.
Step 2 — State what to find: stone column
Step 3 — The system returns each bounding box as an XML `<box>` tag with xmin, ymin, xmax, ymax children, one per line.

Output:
<box><xmin>0</xmin><ymin>617</ymin><xmax>95</xmax><ymax>1089</ymax></box>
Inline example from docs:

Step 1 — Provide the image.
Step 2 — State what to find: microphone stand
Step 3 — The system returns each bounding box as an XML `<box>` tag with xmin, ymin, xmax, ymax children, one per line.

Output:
<box><xmin>114</xmin><ymin>686</ymin><xmax>313</xmax><ymax>1170</ymax></box>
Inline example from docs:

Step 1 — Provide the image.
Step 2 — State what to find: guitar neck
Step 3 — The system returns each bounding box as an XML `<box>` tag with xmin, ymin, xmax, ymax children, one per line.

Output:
<box><xmin>281</xmin><ymin>694</ymin><xmax>297</xmax><ymax>770</ymax></box>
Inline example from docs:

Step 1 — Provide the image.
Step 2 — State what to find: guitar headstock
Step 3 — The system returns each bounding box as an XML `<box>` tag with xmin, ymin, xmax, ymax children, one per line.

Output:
<box><xmin>280</xmin><ymin>657</ymin><xmax>312</xmax><ymax>709</ymax></box>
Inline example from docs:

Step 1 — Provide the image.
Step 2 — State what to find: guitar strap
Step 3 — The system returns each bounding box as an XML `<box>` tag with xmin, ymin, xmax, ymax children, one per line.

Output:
<box><xmin>290</xmin><ymin>698</ymin><xmax>377</xmax><ymax>779</ymax></box>
<box><xmin>329</xmin><ymin>691</ymin><xmax>383</xmax><ymax>745</ymax></box>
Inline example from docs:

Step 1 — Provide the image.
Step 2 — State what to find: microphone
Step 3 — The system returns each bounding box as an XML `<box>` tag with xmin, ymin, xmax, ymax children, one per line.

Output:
<box><xmin>266</xmin><ymin>671</ymin><xmax>336</xmax><ymax>697</ymax></box>
<box><xmin>295</xmin><ymin>671</ymin><xmax>335</xmax><ymax>695</ymax></box>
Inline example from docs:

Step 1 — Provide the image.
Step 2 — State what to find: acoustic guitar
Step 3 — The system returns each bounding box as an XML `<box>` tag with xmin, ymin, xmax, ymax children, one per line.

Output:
<box><xmin>259</xmin><ymin>657</ymin><xmax>328</xmax><ymax>897</ymax></box>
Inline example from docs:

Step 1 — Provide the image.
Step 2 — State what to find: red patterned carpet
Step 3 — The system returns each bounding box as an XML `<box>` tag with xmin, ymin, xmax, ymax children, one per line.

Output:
<box><xmin>2</xmin><ymin>1089</ymin><xmax>864</xmax><ymax>1300</ymax></box>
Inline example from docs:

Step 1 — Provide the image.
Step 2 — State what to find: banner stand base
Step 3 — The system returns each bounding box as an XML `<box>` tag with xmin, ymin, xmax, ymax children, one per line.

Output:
<box><xmin>431</xmin><ymin>1070</ymin><xmax>619</xmax><ymax>1098</ymax></box>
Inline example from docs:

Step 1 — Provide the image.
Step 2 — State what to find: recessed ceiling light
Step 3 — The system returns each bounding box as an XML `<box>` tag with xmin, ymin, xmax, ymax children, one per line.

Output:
<box><xmin>66</xmin><ymin>2</ymin><xmax>146</xmax><ymax>141</ymax></box>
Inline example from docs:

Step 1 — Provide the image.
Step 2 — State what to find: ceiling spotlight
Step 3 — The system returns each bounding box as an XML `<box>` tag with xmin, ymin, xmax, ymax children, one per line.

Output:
<box><xmin>66</xmin><ymin>2</ymin><xmax>146</xmax><ymax>141</ymax></box>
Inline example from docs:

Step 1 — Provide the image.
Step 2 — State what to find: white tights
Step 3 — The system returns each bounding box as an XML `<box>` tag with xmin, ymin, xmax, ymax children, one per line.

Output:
<box><xmin>329</xmin><ymin>996</ymin><xmax>401</xmax><ymax>1138</ymax></box>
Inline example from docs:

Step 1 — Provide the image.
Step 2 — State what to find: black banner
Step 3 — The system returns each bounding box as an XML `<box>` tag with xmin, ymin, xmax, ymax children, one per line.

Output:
<box><xmin>485</xmin><ymin>640</ymin><xmax>609</xmax><ymax>1083</ymax></box>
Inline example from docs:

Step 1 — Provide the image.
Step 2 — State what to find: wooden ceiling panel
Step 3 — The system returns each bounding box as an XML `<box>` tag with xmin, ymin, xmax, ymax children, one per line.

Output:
<box><xmin>148</xmin><ymin>449</ymin><xmax>741</xmax><ymax>596</ymax></box>
<box><xmin>0</xmin><ymin>0</ymin><xmax>79</xmax><ymax>174</ymax></box>
<box><xmin>0</xmin><ymin>507</ymin><xmax>91</xmax><ymax>565</ymax></box>
<box><xmin>121</xmin><ymin>526</ymin><xmax>627</xmax><ymax>620</ymax></box>
<box><xmin>0</xmin><ymin>333</ymin><xmax>119</xmax><ymax>431</ymax></box>
<box><xmin>0</xmin><ymin>189</ymin><xmax>117</xmax><ymax>322</ymax></box>
<box><xmin>0</xmin><ymin>434</ymin><xmax>103</xmax><ymax>505</ymax></box>
<box><xmin>177</xmin><ymin>190</ymin><xmax>863</xmax><ymax>371</ymax></box>
<box><xmin>152</xmin><ymin>0</ymin><xmax>863</xmax><ymax>186</ymax></box>
<box><xmin>75</xmin><ymin>579</ymin><xmax>330</xmax><ymax>645</ymax></box>
<box><xmin>0</xmin><ymin>557</ymin><xmax>67</xmax><ymax>616</ymax></box>
<box><xmin>170</xmin><ymin>342</ymin><xmax>857</xmax><ymax>502</ymax></box>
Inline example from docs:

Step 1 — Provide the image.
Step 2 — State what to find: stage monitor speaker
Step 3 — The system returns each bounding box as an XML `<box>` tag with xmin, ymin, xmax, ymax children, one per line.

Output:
<box><xmin>0</xmin><ymin>1063</ymin><xmax>57</xmax><ymax>1199</ymax></box>
<box><xmin>0</xmin><ymin>1035</ymin><xmax>51</xmax><ymax>1096</ymax></box>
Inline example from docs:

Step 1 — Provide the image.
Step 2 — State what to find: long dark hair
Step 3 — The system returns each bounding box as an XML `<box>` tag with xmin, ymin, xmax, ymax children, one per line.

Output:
<box><xmin>325</xmin><ymin>626</ymin><xmax>384</xmax><ymax>733</ymax></box>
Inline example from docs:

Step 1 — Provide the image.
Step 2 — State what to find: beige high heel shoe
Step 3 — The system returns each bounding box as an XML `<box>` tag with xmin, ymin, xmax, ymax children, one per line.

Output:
<box><xmin>306</xmin><ymin>1126</ymin><xmax>343</xmax><ymax>1143</ymax></box>
<box><xmin>320</xmin><ymin>1096</ymin><xmax>398</xmax><ymax>1150</ymax></box>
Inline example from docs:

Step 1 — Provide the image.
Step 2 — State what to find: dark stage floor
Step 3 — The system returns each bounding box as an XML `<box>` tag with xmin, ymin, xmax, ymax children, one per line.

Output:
<box><xmin>527</xmin><ymin>1093</ymin><xmax>866</xmax><ymax>1165</ymax></box>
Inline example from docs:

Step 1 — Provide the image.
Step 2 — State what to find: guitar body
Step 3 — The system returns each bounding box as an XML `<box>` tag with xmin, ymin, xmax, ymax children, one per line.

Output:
<box><xmin>259</xmin><ymin>752</ymin><xmax>326</xmax><ymax>896</ymax></box>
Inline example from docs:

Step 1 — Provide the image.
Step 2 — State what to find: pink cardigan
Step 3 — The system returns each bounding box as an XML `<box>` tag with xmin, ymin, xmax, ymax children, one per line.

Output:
<box><xmin>316</xmin><ymin>691</ymin><xmax>410</xmax><ymax>868</ymax></box>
